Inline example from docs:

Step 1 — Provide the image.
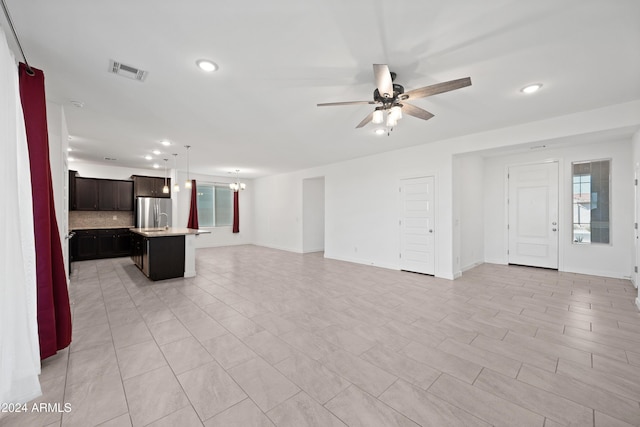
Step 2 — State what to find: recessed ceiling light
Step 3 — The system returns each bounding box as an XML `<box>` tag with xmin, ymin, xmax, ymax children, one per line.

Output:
<box><xmin>160</xmin><ymin>140</ymin><xmax>171</xmax><ymax>146</ymax></box>
<box><xmin>153</xmin><ymin>163</ymin><xmax>159</xmax><ymax>169</ymax></box>
<box><xmin>196</xmin><ymin>59</ymin><xmax>218</xmax><ymax>72</ymax></box>
<box><xmin>67</xmin><ymin>147</ymin><xmax>73</xmax><ymax>152</ymax></box>
<box><xmin>521</xmin><ymin>83</ymin><xmax>543</xmax><ymax>94</ymax></box>
<box><xmin>152</xmin><ymin>149</ymin><xmax>161</xmax><ymax>155</ymax></box>
<box><xmin>68</xmin><ymin>157</ymin><xmax>75</xmax><ymax>162</ymax></box>
<box><xmin>144</xmin><ymin>155</ymin><xmax>152</xmax><ymax>160</ymax></box>
<box><xmin>374</xmin><ymin>128</ymin><xmax>386</xmax><ymax>135</ymax></box>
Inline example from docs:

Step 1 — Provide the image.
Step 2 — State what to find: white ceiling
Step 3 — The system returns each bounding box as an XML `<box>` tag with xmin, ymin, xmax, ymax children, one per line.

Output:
<box><xmin>2</xmin><ymin>0</ymin><xmax>639</xmax><ymax>179</ymax></box>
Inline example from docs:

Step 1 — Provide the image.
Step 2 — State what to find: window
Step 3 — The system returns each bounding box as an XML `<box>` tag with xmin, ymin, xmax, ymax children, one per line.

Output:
<box><xmin>572</xmin><ymin>160</ymin><xmax>610</xmax><ymax>244</ymax></box>
<box><xmin>196</xmin><ymin>184</ymin><xmax>233</xmax><ymax>227</ymax></box>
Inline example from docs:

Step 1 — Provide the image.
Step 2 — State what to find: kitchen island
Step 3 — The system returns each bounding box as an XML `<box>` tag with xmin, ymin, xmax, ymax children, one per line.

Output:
<box><xmin>130</xmin><ymin>227</ymin><xmax>210</xmax><ymax>281</ymax></box>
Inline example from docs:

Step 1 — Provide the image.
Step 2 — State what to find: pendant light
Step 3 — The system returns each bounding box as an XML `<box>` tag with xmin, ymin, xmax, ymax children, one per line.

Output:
<box><xmin>162</xmin><ymin>158</ymin><xmax>169</xmax><ymax>194</ymax></box>
<box><xmin>184</xmin><ymin>145</ymin><xmax>192</xmax><ymax>189</ymax></box>
<box><xmin>172</xmin><ymin>154</ymin><xmax>180</xmax><ymax>192</ymax></box>
<box><xmin>229</xmin><ymin>169</ymin><xmax>246</xmax><ymax>192</ymax></box>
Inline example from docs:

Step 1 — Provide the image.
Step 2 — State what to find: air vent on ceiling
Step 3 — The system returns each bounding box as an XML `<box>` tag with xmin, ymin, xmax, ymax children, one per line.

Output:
<box><xmin>108</xmin><ymin>60</ymin><xmax>148</xmax><ymax>81</ymax></box>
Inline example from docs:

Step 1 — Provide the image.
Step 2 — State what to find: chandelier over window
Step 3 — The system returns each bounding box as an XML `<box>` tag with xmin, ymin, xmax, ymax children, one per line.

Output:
<box><xmin>229</xmin><ymin>169</ymin><xmax>246</xmax><ymax>192</ymax></box>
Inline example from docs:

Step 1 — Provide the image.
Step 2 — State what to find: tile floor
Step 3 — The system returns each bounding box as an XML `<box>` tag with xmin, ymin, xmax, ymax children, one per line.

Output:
<box><xmin>2</xmin><ymin>245</ymin><xmax>640</xmax><ymax>426</ymax></box>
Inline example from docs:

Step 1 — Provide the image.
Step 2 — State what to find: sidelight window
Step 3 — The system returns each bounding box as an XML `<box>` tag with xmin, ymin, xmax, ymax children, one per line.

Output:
<box><xmin>572</xmin><ymin>160</ymin><xmax>610</xmax><ymax>244</ymax></box>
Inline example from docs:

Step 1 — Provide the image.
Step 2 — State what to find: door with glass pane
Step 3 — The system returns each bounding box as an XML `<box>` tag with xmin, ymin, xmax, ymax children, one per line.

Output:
<box><xmin>508</xmin><ymin>162</ymin><xmax>559</xmax><ymax>269</ymax></box>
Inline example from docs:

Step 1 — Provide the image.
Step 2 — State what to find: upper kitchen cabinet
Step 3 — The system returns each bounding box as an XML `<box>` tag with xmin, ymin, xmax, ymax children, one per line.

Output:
<box><xmin>74</xmin><ymin>177</ymin><xmax>99</xmax><ymax>210</ymax></box>
<box><xmin>98</xmin><ymin>180</ymin><xmax>134</xmax><ymax>211</ymax></box>
<box><xmin>70</xmin><ymin>175</ymin><xmax>134</xmax><ymax>211</ymax></box>
<box><xmin>132</xmin><ymin>175</ymin><xmax>171</xmax><ymax>198</ymax></box>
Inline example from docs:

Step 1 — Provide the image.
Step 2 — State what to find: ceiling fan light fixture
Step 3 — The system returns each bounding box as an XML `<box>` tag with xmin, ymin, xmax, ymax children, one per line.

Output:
<box><xmin>196</xmin><ymin>59</ymin><xmax>218</xmax><ymax>72</ymax></box>
<box><xmin>521</xmin><ymin>83</ymin><xmax>542</xmax><ymax>94</ymax></box>
<box><xmin>386</xmin><ymin>115</ymin><xmax>397</xmax><ymax>127</ymax></box>
<box><xmin>372</xmin><ymin>109</ymin><xmax>384</xmax><ymax>124</ymax></box>
<box><xmin>390</xmin><ymin>105</ymin><xmax>402</xmax><ymax>121</ymax></box>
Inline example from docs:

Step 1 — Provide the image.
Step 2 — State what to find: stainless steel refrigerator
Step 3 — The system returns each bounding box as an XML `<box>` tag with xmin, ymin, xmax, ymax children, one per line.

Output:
<box><xmin>136</xmin><ymin>197</ymin><xmax>172</xmax><ymax>229</ymax></box>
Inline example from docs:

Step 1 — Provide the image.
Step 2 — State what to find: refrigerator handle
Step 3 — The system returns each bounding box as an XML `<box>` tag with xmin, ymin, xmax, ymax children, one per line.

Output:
<box><xmin>153</xmin><ymin>200</ymin><xmax>158</xmax><ymax>228</ymax></box>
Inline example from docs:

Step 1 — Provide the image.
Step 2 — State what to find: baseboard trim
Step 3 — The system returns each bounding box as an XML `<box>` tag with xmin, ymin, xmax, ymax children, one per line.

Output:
<box><xmin>461</xmin><ymin>262</ymin><xmax>483</xmax><ymax>273</ymax></box>
<box><xmin>324</xmin><ymin>254</ymin><xmax>398</xmax><ymax>271</ymax></box>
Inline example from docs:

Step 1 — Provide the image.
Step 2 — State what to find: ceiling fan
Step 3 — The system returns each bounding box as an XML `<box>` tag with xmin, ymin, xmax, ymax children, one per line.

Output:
<box><xmin>317</xmin><ymin>64</ymin><xmax>471</xmax><ymax>130</ymax></box>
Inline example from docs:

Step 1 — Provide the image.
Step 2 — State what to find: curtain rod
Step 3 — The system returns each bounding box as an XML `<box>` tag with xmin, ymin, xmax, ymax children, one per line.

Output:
<box><xmin>1</xmin><ymin>0</ymin><xmax>34</xmax><ymax>75</ymax></box>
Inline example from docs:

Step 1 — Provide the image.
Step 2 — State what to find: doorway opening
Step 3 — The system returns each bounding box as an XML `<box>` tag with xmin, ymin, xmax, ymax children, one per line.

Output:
<box><xmin>302</xmin><ymin>177</ymin><xmax>325</xmax><ymax>253</ymax></box>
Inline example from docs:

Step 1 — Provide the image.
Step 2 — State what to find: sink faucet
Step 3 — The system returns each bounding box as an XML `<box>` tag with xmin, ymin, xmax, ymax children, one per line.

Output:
<box><xmin>158</xmin><ymin>212</ymin><xmax>169</xmax><ymax>229</ymax></box>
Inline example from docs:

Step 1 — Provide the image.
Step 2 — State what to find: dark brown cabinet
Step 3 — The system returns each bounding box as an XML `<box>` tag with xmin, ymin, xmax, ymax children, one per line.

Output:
<box><xmin>98</xmin><ymin>180</ymin><xmax>134</xmax><ymax>211</ymax></box>
<box><xmin>71</xmin><ymin>176</ymin><xmax>133</xmax><ymax>211</ymax></box>
<box><xmin>69</xmin><ymin>170</ymin><xmax>77</xmax><ymax>211</ymax></box>
<box><xmin>132</xmin><ymin>175</ymin><xmax>171</xmax><ymax>198</ymax></box>
<box><xmin>98</xmin><ymin>229</ymin><xmax>131</xmax><ymax>256</ymax></box>
<box><xmin>74</xmin><ymin>178</ymin><xmax>99</xmax><ymax>210</ymax></box>
<box><xmin>74</xmin><ymin>230</ymin><xmax>98</xmax><ymax>259</ymax></box>
<box><xmin>71</xmin><ymin>228</ymin><xmax>131</xmax><ymax>261</ymax></box>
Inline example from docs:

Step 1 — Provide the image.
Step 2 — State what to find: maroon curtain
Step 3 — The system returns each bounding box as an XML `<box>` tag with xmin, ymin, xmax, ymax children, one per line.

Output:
<box><xmin>19</xmin><ymin>63</ymin><xmax>72</xmax><ymax>360</ymax></box>
<box><xmin>232</xmin><ymin>191</ymin><xmax>239</xmax><ymax>233</ymax></box>
<box><xmin>187</xmin><ymin>179</ymin><xmax>199</xmax><ymax>229</ymax></box>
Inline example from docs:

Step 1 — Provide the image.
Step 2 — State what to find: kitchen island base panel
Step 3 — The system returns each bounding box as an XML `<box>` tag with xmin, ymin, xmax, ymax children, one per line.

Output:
<box><xmin>184</xmin><ymin>234</ymin><xmax>196</xmax><ymax>278</ymax></box>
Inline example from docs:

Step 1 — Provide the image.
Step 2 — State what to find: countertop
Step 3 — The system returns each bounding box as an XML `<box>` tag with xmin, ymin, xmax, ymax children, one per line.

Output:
<box><xmin>129</xmin><ymin>227</ymin><xmax>211</xmax><ymax>238</ymax></box>
<box><xmin>72</xmin><ymin>226</ymin><xmax>135</xmax><ymax>230</ymax></box>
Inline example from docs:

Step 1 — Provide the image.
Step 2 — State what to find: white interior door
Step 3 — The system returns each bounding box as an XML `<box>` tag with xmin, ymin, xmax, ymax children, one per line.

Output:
<box><xmin>400</xmin><ymin>176</ymin><xmax>435</xmax><ymax>275</ymax></box>
<box><xmin>508</xmin><ymin>162</ymin><xmax>559</xmax><ymax>269</ymax></box>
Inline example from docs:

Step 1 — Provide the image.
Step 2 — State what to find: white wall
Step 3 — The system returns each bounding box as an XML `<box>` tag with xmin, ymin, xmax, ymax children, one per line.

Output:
<box><xmin>253</xmin><ymin>145</ymin><xmax>454</xmax><ymax>275</ymax></box>
<box><xmin>253</xmin><ymin>101</ymin><xmax>640</xmax><ymax>280</ymax></box>
<box><xmin>483</xmin><ymin>138</ymin><xmax>634</xmax><ymax>279</ymax></box>
<box><xmin>46</xmin><ymin>102</ymin><xmax>69</xmax><ymax>279</ymax></box>
<box><xmin>302</xmin><ymin>177</ymin><xmax>325</xmax><ymax>253</ymax></box>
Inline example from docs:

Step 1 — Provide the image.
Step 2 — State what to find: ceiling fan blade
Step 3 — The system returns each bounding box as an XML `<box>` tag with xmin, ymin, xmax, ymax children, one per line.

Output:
<box><xmin>373</xmin><ymin>64</ymin><xmax>394</xmax><ymax>99</ymax></box>
<box><xmin>317</xmin><ymin>101</ymin><xmax>375</xmax><ymax>107</ymax></box>
<box><xmin>356</xmin><ymin>111</ymin><xmax>375</xmax><ymax>128</ymax></box>
<box><xmin>402</xmin><ymin>103</ymin><xmax>435</xmax><ymax>121</ymax></box>
<box><xmin>401</xmin><ymin>77</ymin><xmax>472</xmax><ymax>100</ymax></box>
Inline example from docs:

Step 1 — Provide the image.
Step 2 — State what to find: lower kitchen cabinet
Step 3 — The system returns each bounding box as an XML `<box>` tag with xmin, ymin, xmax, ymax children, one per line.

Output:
<box><xmin>71</xmin><ymin>228</ymin><xmax>132</xmax><ymax>261</ymax></box>
<box><xmin>75</xmin><ymin>230</ymin><xmax>98</xmax><ymax>259</ymax></box>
